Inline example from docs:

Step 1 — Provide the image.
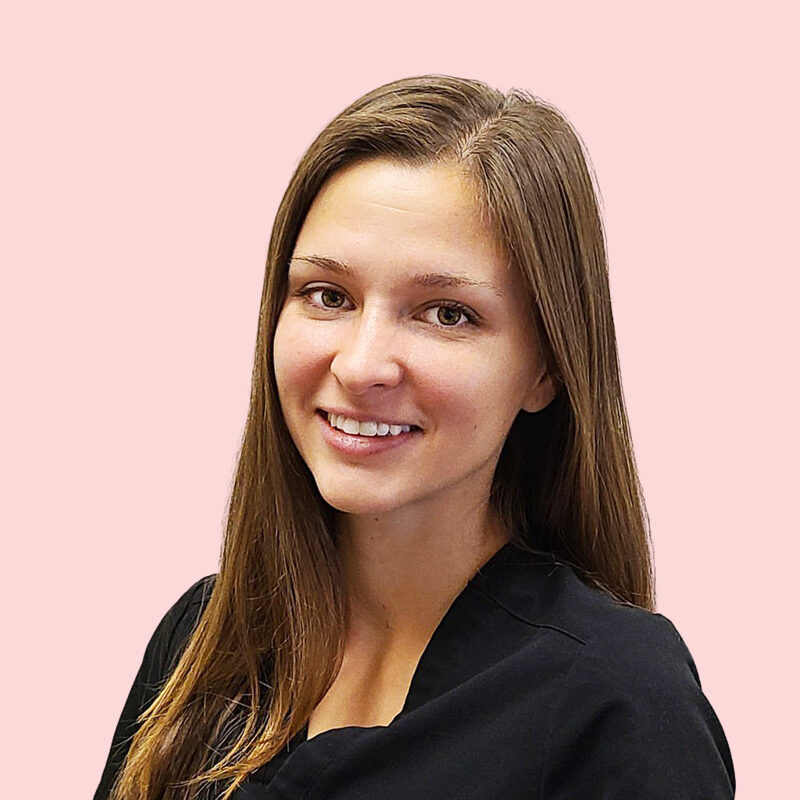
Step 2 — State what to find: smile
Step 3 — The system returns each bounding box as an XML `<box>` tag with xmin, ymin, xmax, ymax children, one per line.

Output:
<box><xmin>316</xmin><ymin>410</ymin><xmax>422</xmax><ymax>457</ymax></box>
<box><xmin>325</xmin><ymin>411</ymin><xmax>415</xmax><ymax>437</ymax></box>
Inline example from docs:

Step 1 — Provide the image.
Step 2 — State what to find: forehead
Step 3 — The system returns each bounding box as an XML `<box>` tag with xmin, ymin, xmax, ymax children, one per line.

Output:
<box><xmin>291</xmin><ymin>159</ymin><xmax>512</xmax><ymax>290</ymax></box>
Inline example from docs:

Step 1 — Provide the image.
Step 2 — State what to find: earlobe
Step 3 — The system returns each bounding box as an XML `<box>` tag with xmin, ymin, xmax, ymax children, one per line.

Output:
<box><xmin>522</xmin><ymin>370</ymin><xmax>558</xmax><ymax>414</ymax></box>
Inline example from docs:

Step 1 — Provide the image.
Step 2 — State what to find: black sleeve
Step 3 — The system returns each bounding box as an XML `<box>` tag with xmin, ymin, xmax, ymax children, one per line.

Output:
<box><xmin>93</xmin><ymin>575</ymin><xmax>217</xmax><ymax>800</ymax></box>
<box><xmin>541</xmin><ymin>612</ymin><xmax>736</xmax><ymax>799</ymax></box>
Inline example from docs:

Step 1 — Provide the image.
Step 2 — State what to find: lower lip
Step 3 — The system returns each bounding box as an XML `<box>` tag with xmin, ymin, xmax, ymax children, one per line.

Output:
<box><xmin>316</xmin><ymin>411</ymin><xmax>422</xmax><ymax>457</ymax></box>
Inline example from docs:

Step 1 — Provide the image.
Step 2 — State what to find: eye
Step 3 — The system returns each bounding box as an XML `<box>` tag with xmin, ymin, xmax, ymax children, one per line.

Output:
<box><xmin>314</xmin><ymin>287</ymin><xmax>348</xmax><ymax>309</ymax></box>
<box><xmin>293</xmin><ymin>286</ymin><xmax>479</xmax><ymax>330</ymax></box>
<box><xmin>295</xmin><ymin>286</ymin><xmax>352</xmax><ymax>311</ymax></box>
<box><xmin>420</xmin><ymin>301</ymin><xmax>479</xmax><ymax>329</ymax></box>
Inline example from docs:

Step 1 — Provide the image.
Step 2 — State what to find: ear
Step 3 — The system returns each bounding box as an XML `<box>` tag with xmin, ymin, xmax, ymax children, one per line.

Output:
<box><xmin>521</xmin><ymin>364</ymin><xmax>558</xmax><ymax>414</ymax></box>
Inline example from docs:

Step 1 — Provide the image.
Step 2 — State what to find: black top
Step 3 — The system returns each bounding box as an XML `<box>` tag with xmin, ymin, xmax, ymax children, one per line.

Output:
<box><xmin>94</xmin><ymin>542</ymin><xmax>735</xmax><ymax>799</ymax></box>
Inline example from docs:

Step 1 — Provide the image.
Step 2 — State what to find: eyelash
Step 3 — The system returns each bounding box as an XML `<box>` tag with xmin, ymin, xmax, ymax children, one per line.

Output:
<box><xmin>293</xmin><ymin>286</ymin><xmax>480</xmax><ymax>329</ymax></box>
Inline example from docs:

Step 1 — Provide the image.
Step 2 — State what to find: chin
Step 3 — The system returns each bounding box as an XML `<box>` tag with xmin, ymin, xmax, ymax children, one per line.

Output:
<box><xmin>318</xmin><ymin>493</ymin><xmax>401</xmax><ymax>516</ymax></box>
<box><xmin>314</xmin><ymin>480</ymin><xmax>415</xmax><ymax>517</ymax></box>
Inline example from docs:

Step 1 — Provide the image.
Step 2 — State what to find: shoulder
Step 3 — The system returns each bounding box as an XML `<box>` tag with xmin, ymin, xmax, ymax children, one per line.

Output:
<box><xmin>505</xmin><ymin>557</ymin><xmax>729</xmax><ymax>743</ymax></box>
<box><xmin>483</xmin><ymin>548</ymin><xmax>702</xmax><ymax>677</ymax></box>
<box><xmin>159</xmin><ymin>573</ymin><xmax>217</xmax><ymax>642</ymax></box>
<box><xmin>531</xmin><ymin>568</ymin><xmax>735</xmax><ymax>797</ymax></box>
<box><xmin>553</xmin><ymin>597</ymin><xmax>715</xmax><ymax>738</ymax></box>
<box><xmin>477</xmin><ymin>547</ymin><xmax>695</xmax><ymax>667</ymax></box>
<box><xmin>547</xmin><ymin>568</ymin><xmax>703</xmax><ymax>688</ymax></box>
<box><xmin>93</xmin><ymin>574</ymin><xmax>219</xmax><ymax>799</ymax></box>
<box><xmin>475</xmin><ymin>553</ymin><xmax>735</xmax><ymax>796</ymax></box>
<box><xmin>140</xmin><ymin>573</ymin><xmax>218</xmax><ymax>685</ymax></box>
<box><xmin>541</xmin><ymin>606</ymin><xmax>735</xmax><ymax>797</ymax></box>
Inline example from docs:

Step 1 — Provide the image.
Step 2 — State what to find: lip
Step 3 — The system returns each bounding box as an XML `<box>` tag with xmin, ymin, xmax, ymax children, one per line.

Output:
<box><xmin>316</xmin><ymin>410</ymin><xmax>422</xmax><ymax>457</ymax></box>
<box><xmin>318</xmin><ymin>407</ymin><xmax>421</xmax><ymax>430</ymax></box>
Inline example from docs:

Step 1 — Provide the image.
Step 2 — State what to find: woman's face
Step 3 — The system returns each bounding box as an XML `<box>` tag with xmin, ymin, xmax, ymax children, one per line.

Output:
<box><xmin>273</xmin><ymin>158</ymin><xmax>555</xmax><ymax>519</ymax></box>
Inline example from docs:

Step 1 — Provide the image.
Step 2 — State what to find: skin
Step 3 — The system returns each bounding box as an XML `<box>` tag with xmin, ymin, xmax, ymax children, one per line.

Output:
<box><xmin>272</xmin><ymin>158</ymin><xmax>556</xmax><ymax>733</ymax></box>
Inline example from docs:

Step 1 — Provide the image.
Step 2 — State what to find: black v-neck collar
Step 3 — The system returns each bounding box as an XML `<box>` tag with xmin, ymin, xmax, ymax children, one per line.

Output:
<box><xmin>293</xmin><ymin>540</ymin><xmax>556</xmax><ymax>743</ymax></box>
<box><xmin>252</xmin><ymin>540</ymin><xmax>565</xmax><ymax>790</ymax></box>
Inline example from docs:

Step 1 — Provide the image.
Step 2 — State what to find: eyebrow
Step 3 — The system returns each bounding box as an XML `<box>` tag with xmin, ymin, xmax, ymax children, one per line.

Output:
<box><xmin>289</xmin><ymin>255</ymin><xmax>504</xmax><ymax>298</ymax></box>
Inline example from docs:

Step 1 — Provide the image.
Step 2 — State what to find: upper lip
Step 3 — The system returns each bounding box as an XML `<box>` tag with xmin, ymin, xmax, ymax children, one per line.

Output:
<box><xmin>319</xmin><ymin>407</ymin><xmax>421</xmax><ymax>429</ymax></box>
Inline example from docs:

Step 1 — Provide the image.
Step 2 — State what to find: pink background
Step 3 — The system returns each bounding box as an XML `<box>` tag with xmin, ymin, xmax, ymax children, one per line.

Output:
<box><xmin>3</xmin><ymin>2</ymin><xmax>795</xmax><ymax>797</ymax></box>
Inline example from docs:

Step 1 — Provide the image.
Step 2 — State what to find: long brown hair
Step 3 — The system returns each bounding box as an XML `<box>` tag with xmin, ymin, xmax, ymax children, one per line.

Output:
<box><xmin>109</xmin><ymin>74</ymin><xmax>655</xmax><ymax>800</ymax></box>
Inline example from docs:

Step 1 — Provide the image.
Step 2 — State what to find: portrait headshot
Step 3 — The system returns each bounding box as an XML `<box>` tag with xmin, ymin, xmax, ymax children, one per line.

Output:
<box><xmin>5</xmin><ymin>3</ymin><xmax>794</xmax><ymax>800</ymax></box>
<box><xmin>91</xmin><ymin>73</ymin><xmax>738</xmax><ymax>799</ymax></box>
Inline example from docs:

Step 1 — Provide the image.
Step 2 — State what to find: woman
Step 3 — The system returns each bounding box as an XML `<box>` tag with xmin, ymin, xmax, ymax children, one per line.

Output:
<box><xmin>94</xmin><ymin>75</ymin><xmax>735</xmax><ymax>799</ymax></box>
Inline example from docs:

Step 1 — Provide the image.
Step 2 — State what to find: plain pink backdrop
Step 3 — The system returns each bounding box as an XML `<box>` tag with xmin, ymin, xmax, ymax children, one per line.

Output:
<box><xmin>3</xmin><ymin>2</ymin><xmax>796</xmax><ymax>797</ymax></box>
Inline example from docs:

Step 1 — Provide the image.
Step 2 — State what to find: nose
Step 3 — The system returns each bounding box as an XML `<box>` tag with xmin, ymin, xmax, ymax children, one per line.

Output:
<box><xmin>329</xmin><ymin>304</ymin><xmax>404</xmax><ymax>393</ymax></box>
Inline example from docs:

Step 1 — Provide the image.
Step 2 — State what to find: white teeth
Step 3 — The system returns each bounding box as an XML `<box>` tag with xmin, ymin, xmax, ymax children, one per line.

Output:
<box><xmin>342</xmin><ymin>418</ymin><xmax>360</xmax><ymax>435</ymax></box>
<box><xmin>360</xmin><ymin>421</ymin><xmax>378</xmax><ymax>436</ymax></box>
<box><xmin>327</xmin><ymin>412</ymin><xmax>412</xmax><ymax>437</ymax></box>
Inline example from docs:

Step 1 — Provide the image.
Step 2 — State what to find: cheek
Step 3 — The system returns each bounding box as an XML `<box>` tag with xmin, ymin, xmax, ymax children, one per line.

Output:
<box><xmin>437</xmin><ymin>358</ymin><xmax>526</xmax><ymax>438</ymax></box>
<box><xmin>417</xmin><ymin>358</ymin><xmax>505</xmax><ymax>432</ymax></box>
<box><xmin>272</xmin><ymin>314</ymin><xmax>328</xmax><ymax>397</ymax></box>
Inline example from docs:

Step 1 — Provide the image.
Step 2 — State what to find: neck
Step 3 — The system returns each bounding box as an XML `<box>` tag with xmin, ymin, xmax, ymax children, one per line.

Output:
<box><xmin>334</xmin><ymin>497</ymin><xmax>510</xmax><ymax>651</ymax></box>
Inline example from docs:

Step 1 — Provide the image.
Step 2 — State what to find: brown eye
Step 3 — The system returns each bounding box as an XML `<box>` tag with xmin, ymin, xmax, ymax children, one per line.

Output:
<box><xmin>437</xmin><ymin>306</ymin><xmax>463</xmax><ymax>326</ymax></box>
<box><xmin>293</xmin><ymin>286</ymin><xmax>351</xmax><ymax>313</ymax></box>
<box><xmin>424</xmin><ymin>301</ymin><xmax>478</xmax><ymax>329</ymax></box>
<box><xmin>320</xmin><ymin>289</ymin><xmax>345</xmax><ymax>308</ymax></box>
